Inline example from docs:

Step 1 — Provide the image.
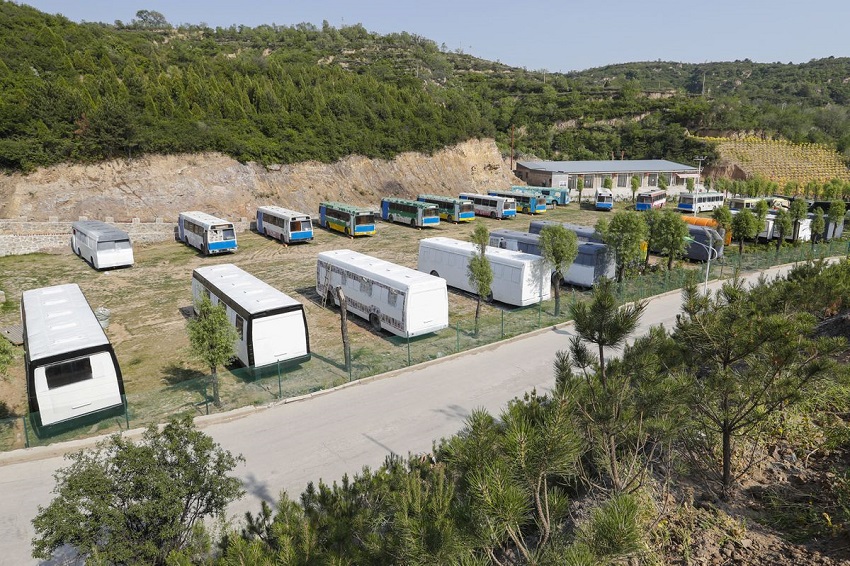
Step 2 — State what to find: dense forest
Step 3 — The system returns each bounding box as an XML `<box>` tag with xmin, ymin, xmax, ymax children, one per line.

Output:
<box><xmin>2</xmin><ymin>2</ymin><xmax>850</xmax><ymax>173</ymax></box>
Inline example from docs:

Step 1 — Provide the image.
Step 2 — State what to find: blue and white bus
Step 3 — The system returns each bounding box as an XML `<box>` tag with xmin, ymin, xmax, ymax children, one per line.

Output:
<box><xmin>635</xmin><ymin>189</ymin><xmax>667</xmax><ymax>211</ymax></box>
<box><xmin>256</xmin><ymin>205</ymin><xmax>313</xmax><ymax>244</ymax></box>
<box><xmin>677</xmin><ymin>191</ymin><xmax>725</xmax><ymax>213</ymax></box>
<box><xmin>178</xmin><ymin>211</ymin><xmax>237</xmax><ymax>255</ymax></box>
<box><xmin>510</xmin><ymin>185</ymin><xmax>571</xmax><ymax>206</ymax></box>
<box><xmin>380</xmin><ymin>197</ymin><xmax>440</xmax><ymax>228</ymax></box>
<box><xmin>459</xmin><ymin>192</ymin><xmax>517</xmax><ymax>219</ymax></box>
<box><xmin>417</xmin><ymin>194</ymin><xmax>475</xmax><ymax>223</ymax></box>
<box><xmin>594</xmin><ymin>189</ymin><xmax>614</xmax><ymax>211</ymax></box>
<box><xmin>489</xmin><ymin>190</ymin><xmax>547</xmax><ymax>215</ymax></box>
<box><xmin>318</xmin><ymin>202</ymin><xmax>377</xmax><ymax>237</ymax></box>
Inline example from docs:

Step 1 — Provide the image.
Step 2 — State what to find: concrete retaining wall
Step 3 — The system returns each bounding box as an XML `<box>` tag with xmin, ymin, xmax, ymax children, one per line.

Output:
<box><xmin>0</xmin><ymin>218</ymin><xmax>250</xmax><ymax>257</ymax></box>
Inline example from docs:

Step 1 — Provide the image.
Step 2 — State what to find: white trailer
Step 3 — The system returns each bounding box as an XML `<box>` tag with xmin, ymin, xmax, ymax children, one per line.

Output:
<box><xmin>71</xmin><ymin>220</ymin><xmax>134</xmax><ymax>269</ymax></box>
<box><xmin>417</xmin><ymin>237</ymin><xmax>551</xmax><ymax>306</ymax></box>
<box><xmin>317</xmin><ymin>249</ymin><xmax>448</xmax><ymax>338</ymax></box>
<box><xmin>192</xmin><ymin>264</ymin><xmax>310</xmax><ymax>368</ymax></box>
<box><xmin>489</xmin><ymin>229</ymin><xmax>614</xmax><ymax>288</ymax></box>
<box><xmin>22</xmin><ymin>283</ymin><xmax>125</xmax><ymax>428</ymax></box>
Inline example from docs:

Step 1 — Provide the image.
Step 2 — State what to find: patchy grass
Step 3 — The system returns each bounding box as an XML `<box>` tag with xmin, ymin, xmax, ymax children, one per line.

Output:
<box><xmin>0</xmin><ymin>204</ymin><xmax>610</xmax><ymax>448</ymax></box>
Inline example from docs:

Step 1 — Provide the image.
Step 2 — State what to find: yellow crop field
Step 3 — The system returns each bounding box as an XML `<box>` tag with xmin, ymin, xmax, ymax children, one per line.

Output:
<box><xmin>700</xmin><ymin>137</ymin><xmax>850</xmax><ymax>186</ymax></box>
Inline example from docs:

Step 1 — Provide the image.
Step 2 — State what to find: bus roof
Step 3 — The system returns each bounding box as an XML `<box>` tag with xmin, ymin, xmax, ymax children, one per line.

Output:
<box><xmin>678</xmin><ymin>191</ymin><xmax>724</xmax><ymax>198</ymax></box>
<box><xmin>257</xmin><ymin>205</ymin><xmax>311</xmax><ymax>219</ymax></box>
<box><xmin>179</xmin><ymin>211</ymin><xmax>233</xmax><ymax>228</ymax></box>
<box><xmin>71</xmin><ymin>220</ymin><xmax>130</xmax><ymax>242</ymax></box>
<box><xmin>320</xmin><ymin>201</ymin><xmax>376</xmax><ymax>215</ymax></box>
<box><xmin>22</xmin><ymin>283</ymin><xmax>110</xmax><ymax>362</ymax></box>
<box><xmin>459</xmin><ymin>192</ymin><xmax>516</xmax><ymax>202</ymax></box>
<box><xmin>418</xmin><ymin>194</ymin><xmax>466</xmax><ymax>204</ymax></box>
<box><xmin>637</xmin><ymin>189</ymin><xmax>666</xmax><ymax>196</ymax></box>
<box><xmin>193</xmin><ymin>264</ymin><xmax>302</xmax><ymax>316</ymax></box>
<box><xmin>419</xmin><ymin>237</ymin><xmax>543</xmax><ymax>266</ymax></box>
<box><xmin>318</xmin><ymin>249</ymin><xmax>444</xmax><ymax>292</ymax></box>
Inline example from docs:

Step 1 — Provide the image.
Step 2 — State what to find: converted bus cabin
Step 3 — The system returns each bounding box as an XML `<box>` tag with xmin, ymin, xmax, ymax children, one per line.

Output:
<box><xmin>192</xmin><ymin>264</ymin><xmax>310</xmax><ymax>368</ymax></box>
<box><xmin>178</xmin><ymin>211</ymin><xmax>238</xmax><ymax>255</ymax></box>
<box><xmin>71</xmin><ymin>220</ymin><xmax>134</xmax><ymax>269</ymax></box>
<box><xmin>317</xmin><ymin>249</ymin><xmax>448</xmax><ymax>337</ymax></box>
<box><xmin>256</xmin><ymin>205</ymin><xmax>314</xmax><ymax>244</ymax></box>
<box><xmin>685</xmin><ymin>225</ymin><xmax>725</xmax><ymax>261</ymax></box>
<box><xmin>489</xmin><ymin>229</ymin><xmax>614</xmax><ymax>288</ymax></box>
<box><xmin>417</xmin><ymin>237</ymin><xmax>550</xmax><ymax>306</ymax></box>
<box><xmin>22</xmin><ymin>284</ymin><xmax>125</xmax><ymax>429</ymax></box>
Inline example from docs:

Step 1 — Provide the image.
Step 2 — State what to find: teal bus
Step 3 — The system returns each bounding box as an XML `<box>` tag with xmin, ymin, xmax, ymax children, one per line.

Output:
<box><xmin>488</xmin><ymin>190</ymin><xmax>547</xmax><ymax>215</ymax></box>
<box><xmin>318</xmin><ymin>202</ymin><xmax>377</xmax><ymax>237</ymax></box>
<box><xmin>417</xmin><ymin>194</ymin><xmax>475</xmax><ymax>223</ymax></box>
<box><xmin>380</xmin><ymin>197</ymin><xmax>440</xmax><ymax>228</ymax></box>
<box><xmin>510</xmin><ymin>185</ymin><xmax>571</xmax><ymax>207</ymax></box>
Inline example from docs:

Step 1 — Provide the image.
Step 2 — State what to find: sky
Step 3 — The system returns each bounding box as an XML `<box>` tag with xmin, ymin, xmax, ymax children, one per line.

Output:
<box><xmin>19</xmin><ymin>0</ymin><xmax>850</xmax><ymax>73</ymax></box>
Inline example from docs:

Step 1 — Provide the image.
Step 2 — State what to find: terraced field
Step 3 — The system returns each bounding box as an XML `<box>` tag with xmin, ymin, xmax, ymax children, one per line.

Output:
<box><xmin>703</xmin><ymin>136</ymin><xmax>850</xmax><ymax>185</ymax></box>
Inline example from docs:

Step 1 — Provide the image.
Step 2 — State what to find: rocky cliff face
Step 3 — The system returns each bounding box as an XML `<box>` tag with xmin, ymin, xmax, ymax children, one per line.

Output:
<box><xmin>0</xmin><ymin>139</ymin><xmax>515</xmax><ymax>221</ymax></box>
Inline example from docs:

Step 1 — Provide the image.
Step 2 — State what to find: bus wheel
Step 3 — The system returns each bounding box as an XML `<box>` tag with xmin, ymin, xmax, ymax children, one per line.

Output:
<box><xmin>485</xmin><ymin>292</ymin><xmax>494</xmax><ymax>303</ymax></box>
<box><xmin>388</xmin><ymin>215</ymin><xmax>394</xmax><ymax>223</ymax></box>
<box><xmin>430</xmin><ymin>270</ymin><xmax>439</xmax><ymax>277</ymax></box>
<box><xmin>369</xmin><ymin>313</ymin><xmax>382</xmax><ymax>332</ymax></box>
<box><xmin>490</xmin><ymin>211</ymin><xmax>496</xmax><ymax>219</ymax></box>
<box><xmin>447</xmin><ymin>214</ymin><xmax>454</xmax><ymax>222</ymax></box>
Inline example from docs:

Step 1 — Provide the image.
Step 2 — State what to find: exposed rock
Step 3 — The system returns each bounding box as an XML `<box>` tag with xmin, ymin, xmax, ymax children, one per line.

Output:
<box><xmin>0</xmin><ymin>139</ymin><xmax>516</xmax><ymax>222</ymax></box>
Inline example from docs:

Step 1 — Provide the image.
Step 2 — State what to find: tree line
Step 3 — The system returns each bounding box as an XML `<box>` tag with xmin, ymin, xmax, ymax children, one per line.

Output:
<box><xmin>3</xmin><ymin>3</ymin><xmax>850</xmax><ymax>173</ymax></box>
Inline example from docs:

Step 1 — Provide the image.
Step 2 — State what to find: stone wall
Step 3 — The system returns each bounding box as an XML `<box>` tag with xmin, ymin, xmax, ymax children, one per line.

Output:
<box><xmin>0</xmin><ymin>218</ymin><xmax>251</xmax><ymax>257</ymax></box>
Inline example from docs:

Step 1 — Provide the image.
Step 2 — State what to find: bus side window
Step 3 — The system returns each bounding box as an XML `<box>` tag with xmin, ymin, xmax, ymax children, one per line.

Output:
<box><xmin>235</xmin><ymin>316</ymin><xmax>244</xmax><ymax>340</ymax></box>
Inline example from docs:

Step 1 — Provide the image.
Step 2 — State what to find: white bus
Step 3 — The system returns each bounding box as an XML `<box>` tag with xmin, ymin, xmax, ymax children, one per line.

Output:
<box><xmin>417</xmin><ymin>237</ymin><xmax>550</xmax><ymax>307</ymax></box>
<box><xmin>71</xmin><ymin>220</ymin><xmax>134</xmax><ymax>270</ymax></box>
<box><xmin>677</xmin><ymin>191</ymin><xmax>725</xmax><ymax>213</ymax></box>
<box><xmin>192</xmin><ymin>264</ymin><xmax>310</xmax><ymax>369</ymax></box>
<box><xmin>458</xmin><ymin>192</ymin><xmax>517</xmax><ymax>219</ymax></box>
<box><xmin>22</xmin><ymin>283</ymin><xmax>125</xmax><ymax>429</ymax></box>
<box><xmin>317</xmin><ymin>249</ymin><xmax>449</xmax><ymax>338</ymax></box>
<box><xmin>256</xmin><ymin>205</ymin><xmax>314</xmax><ymax>244</ymax></box>
<box><xmin>178</xmin><ymin>211</ymin><xmax>238</xmax><ymax>255</ymax></box>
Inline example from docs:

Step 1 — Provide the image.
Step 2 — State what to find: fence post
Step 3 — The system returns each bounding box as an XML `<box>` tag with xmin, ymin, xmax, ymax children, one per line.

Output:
<box><xmin>456</xmin><ymin>322</ymin><xmax>460</xmax><ymax>353</ymax></box>
<box><xmin>501</xmin><ymin>309</ymin><xmax>505</xmax><ymax>339</ymax></box>
<box><xmin>22</xmin><ymin>415</ymin><xmax>29</xmax><ymax>449</ymax></box>
<box><xmin>277</xmin><ymin>361</ymin><xmax>282</xmax><ymax>398</ymax></box>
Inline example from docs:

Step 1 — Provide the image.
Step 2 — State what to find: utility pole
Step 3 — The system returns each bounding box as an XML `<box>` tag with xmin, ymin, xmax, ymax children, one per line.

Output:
<box><xmin>695</xmin><ymin>155</ymin><xmax>706</xmax><ymax>190</ymax></box>
<box><xmin>510</xmin><ymin>124</ymin><xmax>515</xmax><ymax>172</ymax></box>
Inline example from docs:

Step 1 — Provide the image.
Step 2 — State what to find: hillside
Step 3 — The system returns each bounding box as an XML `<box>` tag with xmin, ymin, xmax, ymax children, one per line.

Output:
<box><xmin>3</xmin><ymin>2</ymin><xmax>850</xmax><ymax>175</ymax></box>
<box><xmin>0</xmin><ymin>138</ymin><xmax>514</xmax><ymax>221</ymax></box>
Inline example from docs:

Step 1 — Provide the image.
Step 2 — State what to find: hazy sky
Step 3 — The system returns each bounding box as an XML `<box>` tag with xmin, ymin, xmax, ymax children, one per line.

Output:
<box><xmin>20</xmin><ymin>0</ymin><xmax>850</xmax><ymax>72</ymax></box>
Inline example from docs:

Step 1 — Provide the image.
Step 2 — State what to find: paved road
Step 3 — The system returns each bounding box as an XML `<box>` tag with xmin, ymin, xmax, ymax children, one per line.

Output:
<box><xmin>0</xmin><ymin>263</ymin><xmax>807</xmax><ymax>565</ymax></box>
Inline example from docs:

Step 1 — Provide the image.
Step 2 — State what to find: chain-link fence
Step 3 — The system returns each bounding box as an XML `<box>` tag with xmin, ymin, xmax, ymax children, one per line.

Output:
<box><xmin>4</xmin><ymin>239</ymin><xmax>848</xmax><ymax>452</ymax></box>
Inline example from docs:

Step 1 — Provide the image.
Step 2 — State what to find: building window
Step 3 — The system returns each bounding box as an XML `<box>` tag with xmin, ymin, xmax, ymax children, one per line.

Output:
<box><xmin>583</xmin><ymin>176</ymin><xmax>594</xmax><ymax>189</ymax></box>
<box><xmin>648</xmin><ymin>173</ymin><xmax>658</xmax><ymax>187</ymax></box>
<box><xmin>618</xmin><ymin>174</ymin><xmax>629</xmax><ymax>188</ymax></box>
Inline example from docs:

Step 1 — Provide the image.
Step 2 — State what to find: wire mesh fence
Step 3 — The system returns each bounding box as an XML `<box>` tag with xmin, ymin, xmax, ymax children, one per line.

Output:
<box><xmin>4</xmin><ymin>239</ymin><xmax>848</xmax><ymax>452</ymax></box>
